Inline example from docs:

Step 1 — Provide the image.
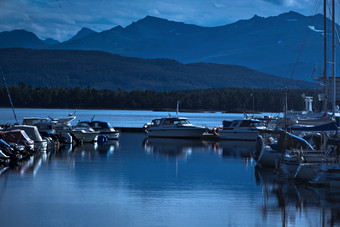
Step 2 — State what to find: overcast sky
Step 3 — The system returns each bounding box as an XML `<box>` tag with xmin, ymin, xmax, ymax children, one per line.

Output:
<box><xmin>0</xmin><ymin>0</ymin><xmax>320</xmax><ymax>41</ymax></box>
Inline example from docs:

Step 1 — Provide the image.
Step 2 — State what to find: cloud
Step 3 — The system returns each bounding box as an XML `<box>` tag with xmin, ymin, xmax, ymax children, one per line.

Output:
<box><xmin>0</xmin><ymin>0</ymin><xmax>319</xmax><ymax>41</ymax></box>
<box><xmin>261</xmin><ymin>0</ymin><xmax>313</xmax><ymax>7</ymax></box>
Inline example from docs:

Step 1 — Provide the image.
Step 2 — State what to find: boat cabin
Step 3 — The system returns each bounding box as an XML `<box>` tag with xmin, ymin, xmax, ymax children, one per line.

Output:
<box><xmin>81</xmin><ymin>121</ymin><xmax>114</xmax><ymax>131</ymax></box>
<box><xmin>7</xmin><ymin>125</ymin><xmax>44</xmax><ymax>142</ymax></box>
<box><xmin>151</xmin><ymin>117</ymin><xmax>192</xmax><ymax>127</ymax></box>
<box><xmin>0</xmin><ymin>130</ymin><xmax>33</xmax><ymax>143</ymax></box>
<box><xmin>222</xmin><ymin>119</ymin><xmax>263</xmax><ymax>130</ymax></box>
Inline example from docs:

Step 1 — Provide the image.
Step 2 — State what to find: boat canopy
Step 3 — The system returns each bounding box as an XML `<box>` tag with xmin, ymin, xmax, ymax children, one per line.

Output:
<box><xmin>0</xmin><ymin>130</ymin><xmax>32</xmax><ymax>143</ymax></box>
<box><xmin>269</xmin><ymin>129</ymin><xmax>314</xmax><ymax>151</ymax></box>
<box><xmin>223</xmin><ymin>119</ymin><xmax>262</xmax><ymax>129</ymax></box>
<box><xmin>87</xmin><ymin>121</ymin><xmax>112</xmax><ymax>130</ymax></box>
<box><xmin>7</xmin><ymin>125</ymin><xmax>43</xmax><ymax>141</ymax></box>
<box><xmin>289</xmin><ymin>122</ymin><xmax>338</xmax><ymax>132</ymax></box>
<box><xmin>286</xmin><ymin>132</ymin><xmax>314</xmax><ymax>150</ymax></box>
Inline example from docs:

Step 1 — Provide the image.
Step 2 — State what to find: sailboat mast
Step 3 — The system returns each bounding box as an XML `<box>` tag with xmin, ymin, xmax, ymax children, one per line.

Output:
<box><xmin>323</xmin><ymin>0</ymin><xmax>328</xmax><ymax>112</ymax></box>
<box><xmin>332</xmin><ymin>0</ymin><xmax>336</xmax><ymax>117</ymax></box>
<box><xmin>1</xmin><ymin>67</ymin><xmax>18</xmax><ymax>124</ymax></box>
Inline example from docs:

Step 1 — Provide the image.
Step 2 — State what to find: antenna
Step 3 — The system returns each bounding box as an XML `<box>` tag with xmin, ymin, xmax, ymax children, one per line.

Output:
<box><xmin>1</xmin><ymin>66</ymin><xmax>18</xmax><ymax>124</ymax></box>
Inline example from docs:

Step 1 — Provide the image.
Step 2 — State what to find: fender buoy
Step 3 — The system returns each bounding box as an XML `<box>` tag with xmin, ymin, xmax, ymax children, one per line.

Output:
<box><xmin>213</xmin><ymin>126</ymin><xmax>222</xmax><ymax>136</ymax></box>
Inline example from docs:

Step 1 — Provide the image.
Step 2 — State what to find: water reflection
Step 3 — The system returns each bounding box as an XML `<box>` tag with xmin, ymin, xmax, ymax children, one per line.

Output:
<box><xmin>1</xmin><ymin>152</ymin><xmax>51</xmax><ymax>177</ymax></box>
<box><xmin>68</xmin><ymin>140</ymin><xmax>120</xmax><ymax>160</ymax></box>
<box><xmin>0</xmin><ymin>133</ymin><xmax>340</xmax><ymax>227</ymax></box>
<box><xmin>255</xmin><ymin>166</ymin><xmax>340</xmax><ymax>226</ymax></box>
<box><xmin>143</xmin><ymin>138</ymin><xmax>208</xmax><ymax>159</ymax></box>
<box><xmin>215</xmin><ymin>140</ymin><xmax>256</xmax><ymax>158</ymax></box>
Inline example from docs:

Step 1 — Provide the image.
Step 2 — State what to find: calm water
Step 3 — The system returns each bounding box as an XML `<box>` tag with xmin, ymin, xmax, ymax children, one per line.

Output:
<box><xmin>0</xmin><ymin>108</ymin><xmax>339</xmax><ymax>227</ymax></box>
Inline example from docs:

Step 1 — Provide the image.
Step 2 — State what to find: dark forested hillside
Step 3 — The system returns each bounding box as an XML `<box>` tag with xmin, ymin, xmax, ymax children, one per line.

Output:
<box><xmin>0</xmin><ymin>48</ymin><xmax>315</xmax><ymax>91</ymax></box>
<box><xmin>0</xmin><ymin>83</ymin><xmax>320</xmax><ymax>112</ymax></box>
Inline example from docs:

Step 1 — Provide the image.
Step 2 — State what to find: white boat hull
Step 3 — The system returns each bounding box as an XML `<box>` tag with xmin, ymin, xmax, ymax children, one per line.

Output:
<box><xmin>72</xmin><ymin>132</ymin><xmax>98</xmax><ymax>143</ymax></box>
<box><xmin>256</xmin><ymin>146</ymin><xmax>282</xmax><ymax>168</ymax></box>
<box><xmin>34</xmin><ymin>140</ymin><xmax>48</xmax><ymax>152</ymax></box>
<box><xmin>99</xmin><ymin>131</ymin><xmax>120</xmax><ymax>140</ymax></box>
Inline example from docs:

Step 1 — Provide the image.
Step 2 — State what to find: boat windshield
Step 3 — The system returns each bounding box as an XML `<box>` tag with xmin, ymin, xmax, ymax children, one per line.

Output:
<box><xmin>172</xmin><ymin>119</ymin><xmax>190</xmax><ymax>125</ymax></box>
<box><xmin>78</xmin><ymin>122</ymin><xmax>90</xmax><ymax>127</ymax></box>
<box><xmin>152</xmin><ymin>119</ymin><xmax>161</xmax><ymax>125</ymax></box>
<box><xmin>239</xmin><ymin>120</ymin><xmax>263</xmax><ymax>128</ymax></box>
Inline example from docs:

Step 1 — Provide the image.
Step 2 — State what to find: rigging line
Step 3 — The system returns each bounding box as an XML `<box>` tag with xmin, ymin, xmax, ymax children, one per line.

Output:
<box><xmin>279</xmin><ymin>0</ymin><xmax>321</xmax><ymax>112</ymax></box>
<box><xmin>337</xmin><ymin>0</ymin><xmax>340</xmax><ymax>23</ymax></box>
<box><xmin>288</xmin><ymin>0</ymin><xmax>321</xmax><ymax>84</ymax></box>
<box><xmin>0</xmin><ymin>67</ymin><xmax>18</xmax><ymax>124</ymax></box>
<box><xmin>327</xmin><ymin>2</ymin><xmax>340</xmax><ymax>50</ymax></box>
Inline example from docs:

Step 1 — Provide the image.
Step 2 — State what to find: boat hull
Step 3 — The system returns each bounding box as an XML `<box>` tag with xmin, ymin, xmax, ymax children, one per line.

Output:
<box><xmin>72</xmin><ymin>132</ymin><xmax>98</xmax><ymax>143</ymax></box>
<box><xmin>256</xmin><ymin>146</ymin><xmax>282</xmax><ymax>168</ymax></box>
<box><xmin>99</xmin><ymin>131</ymin><xmax>120</xmax><ymax>140</ymax></box>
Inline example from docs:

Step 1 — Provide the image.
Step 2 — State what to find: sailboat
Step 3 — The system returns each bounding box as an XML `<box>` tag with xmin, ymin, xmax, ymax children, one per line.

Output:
<box><xmin>284</xmin><ymin>0</ymin><xmax>340</xmax><ymax>127</ymax></box>
<box><xmin>256</xmin><ymin>1</ymin><xmax>340</xmax><ymax>180</ymax></box>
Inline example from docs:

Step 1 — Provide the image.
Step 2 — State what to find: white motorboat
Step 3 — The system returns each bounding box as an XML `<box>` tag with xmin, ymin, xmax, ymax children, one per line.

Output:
<box><xmin>215</xmin><ymin>119</ymin><xmax>266</xmax><ymax>141</ymax></box>
<box><xmin>71</xmin><ymin>129</ymin><xmax>98</xmax><ymax>143</ymax></box>
<box><xmin>0</xmin><ymin>129</ymin><xmax>35</xmax><ymax>151</ymax></box>
<box><xmin>77</xmin><ymin>121</ymin><xmax>119</xmax><ymax>140</ymax></box>
<box><xmin>7</xmin><ymin>125</ymin><xmax>47</xmax><ymax>152</ymax></box>
<box><xmin>49</xmin><ymin>114</ymin><xmax>98</xmax><ymax>143</ymax></box>
<box><xmin>54</xmin><ymin>124</ymin><xmax>98</xmax><ymax>143</ymax></box>
<box><xmin>144</xmin><ymin>117</ymin><xmax>208</xmax><ymax>138</ymax></box>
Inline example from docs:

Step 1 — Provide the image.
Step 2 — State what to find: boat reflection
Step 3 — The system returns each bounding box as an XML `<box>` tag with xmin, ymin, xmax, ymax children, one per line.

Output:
<box><xmin>143</xmin><ymin>138</ymin><xmax>207</xmax><ymax>159</ymax></box>
<box><xmin>255</xmin><ymin>166</ymin><xmax>340</xmax><ymax>226</ymax></box>
<box><xmin>4</xmin><ymin>152</ymin><xmax>51</xmax><ymax>176</ymax></box>
<box><xmin>212</xmin><ymin>140</ymin><xmax>257</xmax><ymax>158</ymax></box>
<box><xmin>72</xmin><ymin>141</ymin><xmax>120</xmax><ymax>160</ymax></box>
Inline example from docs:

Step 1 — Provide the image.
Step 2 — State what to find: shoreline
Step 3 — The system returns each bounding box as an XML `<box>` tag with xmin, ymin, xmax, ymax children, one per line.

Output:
<box><xmin>0</xmin><ymin>107</ymin><xmax>281</xmax><ymax>114</ymax></box>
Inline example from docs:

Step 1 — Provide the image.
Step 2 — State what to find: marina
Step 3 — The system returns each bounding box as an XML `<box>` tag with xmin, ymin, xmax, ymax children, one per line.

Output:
<box><xmin>0</xmin><ymin>108</ymin><xmax>339</xmax><ymax>226</ymax></box>
<box><xmin>2</xmin><ymin>0</ymin><xmax>340</xmax><ymax>226</ymax></box>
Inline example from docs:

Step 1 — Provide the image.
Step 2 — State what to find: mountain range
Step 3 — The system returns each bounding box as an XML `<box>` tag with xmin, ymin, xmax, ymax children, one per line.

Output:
<box><xmin>0</xmin><ymin>11</ymin><xmax>335</xmax><ymax>83</ymax></box>
<box><xmin>0</xmin><ymin>48</ymin><xmax>314</xmax><ymax>91</ymax></box>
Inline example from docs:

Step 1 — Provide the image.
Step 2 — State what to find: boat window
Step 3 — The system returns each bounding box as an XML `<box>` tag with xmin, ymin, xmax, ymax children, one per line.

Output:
<box><xmin>78</xmin><ymin>122</ymin><xmax>89</xmax><ymax>127</ymax></box>
<box><xmin>21</xmin><ymin>131</ymin><xmax>31</xmax><ymax>140</ymax></box>
<box><xmin>230</xmin><ymin>121</ymin><xmax>240</xmax><ymax>127</ymax></box>
<box><xmin>239</xmin><ymin>121</ymin><xmax>251</xmax><ymax>127</ymax></box>
<box><xmin>152</xmin><ymin>119</ymin><xmax>161</xmax><ymax>125</ymax></box>
<box><xmin>37</xmin><ymin>124</ymin><xmax>52</xmax><ymax>130</ymax></box>
<box><xmin>251</xmin><ymin>122</ymin><xmax>262</xmax><ymax>127</ymax></box>
<box><xmin>223</xmin><ymin>121</ymin><xmax>232</xmax><ymax>128</ymax></box>
<box><xmin>173</xmin><ymin>120</ymin><xmax>180</xmax><ymax>125</ymax></box>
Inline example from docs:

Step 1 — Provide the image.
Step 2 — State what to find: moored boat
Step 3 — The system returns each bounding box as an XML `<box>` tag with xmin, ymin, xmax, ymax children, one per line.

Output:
<box><xmin>77</xmin><ymin>121</ymin><xmax>120</xmax><ymax>140</ymax></box>
<box><xmin>8</xmin><ymin>125</ymin><xmax>48</xmax><ymax>152</ymax></box>
<box><xmin>144</xmin><ymin>117</ymin><xmax>208</xmax><ymax>138</ymax></box>
<box><xmin>215</xmin><ymin>119</ymin><xmax>266</xmax><ymax>141</ymax></box>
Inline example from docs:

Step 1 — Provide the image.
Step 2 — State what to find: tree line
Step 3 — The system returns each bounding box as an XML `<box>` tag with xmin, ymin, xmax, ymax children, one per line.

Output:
<box><xmin>0</xmin><ymin>83</ymin><xmax>321</xmax><ymax>112</ymax></box>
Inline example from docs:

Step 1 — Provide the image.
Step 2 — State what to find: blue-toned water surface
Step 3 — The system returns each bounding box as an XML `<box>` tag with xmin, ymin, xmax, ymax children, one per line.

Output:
<box><xmin>0</xmin><ymin>109</ymin><xmax>338</xmax><ymax>227</ymax></box>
